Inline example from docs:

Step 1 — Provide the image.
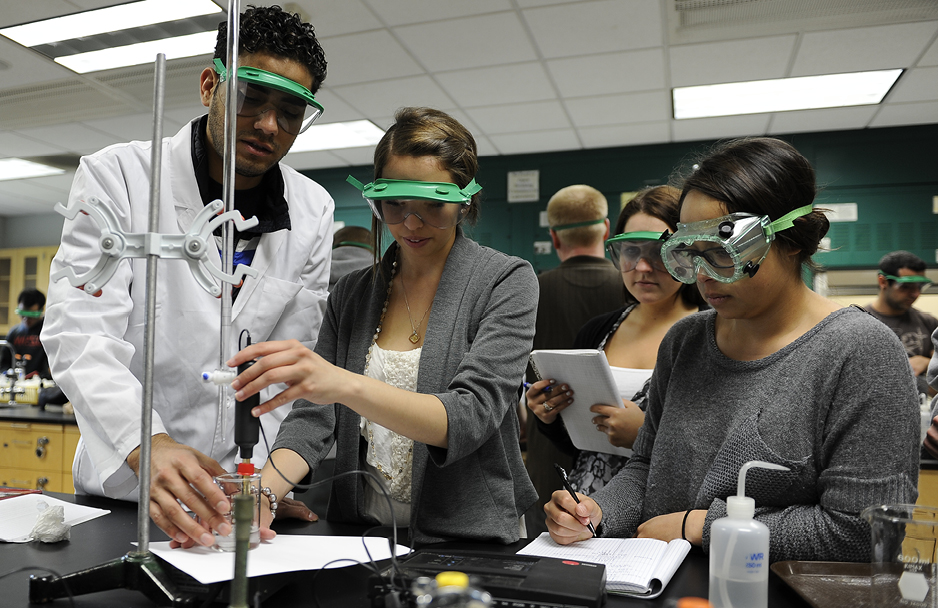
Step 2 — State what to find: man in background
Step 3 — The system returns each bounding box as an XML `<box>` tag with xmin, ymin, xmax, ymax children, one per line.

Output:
<box><xmin>866</xmin><ymin>250</ymin><xmax>937</xmax><ymax>396</ymax></box>
<box><xmin>524</xmin><ymin>184</ymin><xmax>624</xmax><ymax>535</ymax></box>
<box><xmin>329</xmin><ymin>225</ymin><xmax>373</xmax><ymax>291</ymax></box>
<box><xmin>1</xmin><ymin>288</ymin><xmax>50</xmax><ymax>379</ymax></box>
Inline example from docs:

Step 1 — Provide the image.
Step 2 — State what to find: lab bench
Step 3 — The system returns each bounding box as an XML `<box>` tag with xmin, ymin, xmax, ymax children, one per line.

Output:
<box><xmin>0</xmin><ymin>405</ymin><xmax>78</xmax><ymax>493</ymax></box>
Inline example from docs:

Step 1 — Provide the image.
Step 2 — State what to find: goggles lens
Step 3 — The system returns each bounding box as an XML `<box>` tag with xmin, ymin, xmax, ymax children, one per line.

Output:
<box><xmin>347</xmin><ymin>176</ymin><xmax>481</xmax><ymax>229</ymax></box>
<box><xmin>661</xmin><ymin>213</ymin><xmax>772</xmax><ymax>284</ymax></box>
<box><xmin>882</xmin><ymin>273</ymin><xmax>932</xmax><ymax>293</ymax></box>
<box><xmin>605</xmin><ymin>231</ymin><xmax>669</xmax><ymax>272</ymax></box>
<box><xmin>214</xmin><ymin>59</ymin><xmax>323</xmax><ymax>134</ymax></box>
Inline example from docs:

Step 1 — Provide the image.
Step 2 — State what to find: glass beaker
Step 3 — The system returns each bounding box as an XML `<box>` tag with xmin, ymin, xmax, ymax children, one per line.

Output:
<box><xmin>862</xmin><ymin>504</ymin><xmax>938</xmax><ymax>607</ymax></box>
<box><xmin>213</xmin><ymin>472</ymin><xmax>261</xmax><ymax>552</ymax></box>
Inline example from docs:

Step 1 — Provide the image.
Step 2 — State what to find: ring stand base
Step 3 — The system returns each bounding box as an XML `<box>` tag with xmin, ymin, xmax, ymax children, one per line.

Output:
<box><xmin>28</xmin><ymin>551</ymin><xmax>198</xmax><ymax>606</ymax></box>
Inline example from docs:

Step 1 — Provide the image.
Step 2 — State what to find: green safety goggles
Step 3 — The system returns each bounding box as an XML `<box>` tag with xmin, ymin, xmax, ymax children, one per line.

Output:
<box><xmin>661</xmin><ymin>204</ymin><xmax>814</xmax><ymax>284</ymax></box>
<box><xmin>14</xmin><ymin>308</ymin><xmax>42</xmax><ymax>318</ymax></box>
<box><xmin>605</xmin><ymin>230</ymin><xmax>670</xmax><ymax>272</ymax></box>
<box><xmin>881</xmin><ymin>273</ymin><xmax>932</xmax><ymax>292</ymax></box>
<box><xmin>213</xmin><ymin>58</ymin><xmax>323</xmax><ymax>135</ymax></box>
<box><xmin>347</xmin><ymin>176</ymin><xmax>481</xmax><ymax>229</ymax></box>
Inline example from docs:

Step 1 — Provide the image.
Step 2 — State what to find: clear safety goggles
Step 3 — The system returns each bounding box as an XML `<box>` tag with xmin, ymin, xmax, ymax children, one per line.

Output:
<box><xmin>881</xmin><ymin>273</ymin><xmax>932</xmax><ymax>293</ymax></box>
<box><xmin>213</xmin><ymin>59</ymin><xmax>324</xmax><ymax>135</ymax></box>
<box><xmin>347</xmin><ymin>176</ymin><xmax>482</xmax><ymax>230</ymax></box>
<box><xmin>605</xmin><ymin>231</ymin><xmax>670</xmax><ymax>272</ymax></box>
<box><xmin>14</xmin><ymin>308</ymin><xmax>42</xmax><ymax>318</ymax></box>
<box><xmin>661</xmin><ymin>204</ymin><xmax>814</xmax><ymax>284</ymax></box>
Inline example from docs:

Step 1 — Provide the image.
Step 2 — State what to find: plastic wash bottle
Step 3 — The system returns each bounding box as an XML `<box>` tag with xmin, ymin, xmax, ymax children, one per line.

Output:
<box><xmin>709</xmin><ymin>460</ymin><xmax>789</xmax><ymax>608</ymax></box>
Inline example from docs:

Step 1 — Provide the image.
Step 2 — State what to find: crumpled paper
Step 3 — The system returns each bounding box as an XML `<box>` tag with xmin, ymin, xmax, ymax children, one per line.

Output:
<box><xmin>30</xmin><ymin>502</ymin><xmax>71</xmax><ymax>543</ymax></box>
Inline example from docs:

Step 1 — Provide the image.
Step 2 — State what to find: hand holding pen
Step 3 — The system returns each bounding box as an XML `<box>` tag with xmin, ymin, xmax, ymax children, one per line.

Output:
<box><xmin>554</xmin><ymin>462</ymin><xmax>596</xmax><ymax>536</ymax></box>
<box><xmin>524</xmin><ymin>379</ymin><xmax>573</xmax><ymax>424</ymax></box>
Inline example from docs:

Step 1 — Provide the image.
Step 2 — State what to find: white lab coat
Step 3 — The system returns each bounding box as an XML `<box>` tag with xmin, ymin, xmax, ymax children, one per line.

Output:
<box><xmin>41</xmin><ymin>120</ymin><xmax>334</xmax><ymax>499</ymax></box>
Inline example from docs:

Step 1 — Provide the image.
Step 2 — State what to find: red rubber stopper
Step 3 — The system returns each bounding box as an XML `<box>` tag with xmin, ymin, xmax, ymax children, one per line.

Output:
<box><xmin>237</xmin><ymin>462</ymin><xmax>255</xmax><ymax>475</ymax></box>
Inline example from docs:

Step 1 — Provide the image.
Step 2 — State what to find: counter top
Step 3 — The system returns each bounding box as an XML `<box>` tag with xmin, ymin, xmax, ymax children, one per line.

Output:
<box><xmin>0</xmin><ymin>404</ymin><xmax>76</xmax><ymax>425</ymax></box>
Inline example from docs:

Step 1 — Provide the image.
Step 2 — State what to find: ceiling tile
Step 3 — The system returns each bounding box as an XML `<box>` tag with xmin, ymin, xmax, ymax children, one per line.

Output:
<box><xmin>888</xmin><ymin>67</ymin><xmax>938</xmax><ymax>103</ymax></box>
<box><xmin>318</xmin><ymin>30</ymin><xmax>423</xmax><ymax>86</ymax></box>
<box><xmin>436</xmin><ymin>62</ymin><xmax>556</xmax><ymax>108</ymax></box>
<box><xmin>523</xmin><ymin>0</ymin><xmax>662</xmax><ymax>59</ymax></box>
<box><xmin>578</xmin><ymin>121</ymin><xmax>671</xmax><ymax>149</ymax></box>
<box><xmin>768</xmin><ymin>106</ymin><xmax>879</xmax><ymax>135</ymax></box>
<box><xmin>84</xmin><ymin>112</ymin><xmax>189</xmax><ymax>143</ymax></box>
<box><xmin>163</xmin><ymin>105</ymin><xmax>209</xmax><ymax>127</ymax></box>
<box><xmin>0</xmin><ymin>0</ymin><xmax>115</xmax><ymax>28</ymax></box>
<box><xmin>488</xmin><ymin>129</ymin><xmax>581</xmax><ymax>155</ymax></box>
<box><xmin>394</xmin><ymin>12</ymin><xmax>536</xmax><ymax>72</ymax></box>
<box><xmin>465</xmin><ymin>101</ymin><xmax>571</xmax><ymax>134</ymax></box>
<box><xmin>920</xmin><ymin>34</ymin><xmax>938</xmax><ymax>67</ymax></box>
<box><xmin>332</xmin><ymin>75</ymin><xmax>455</xmax><ymax>117</ymax></box>
<box><xmin>0</xmin><ymin>37</ymin><xmax>77</xmax><ymax>88</ymax></box>
<box><xmin>0</xmin><ymin>177</ymin><xmax>68</xmax><ymax>207</ymax></box>
<box><xmin>566</xmin><ymin>90</ymin><xmax>671</xmax><ymax>127</ymax></box>
<box><xmin>291</xmin><ymin>0</ymin><xmax>383</xmax><ymax>37</ymax></box>
<box><xmin>671</xmin><ymin>114</ymin><xmax>771</xmax><ymax>142</ymax></box>
<box><xmin>329</xmin><ymin>146</ymin><xmax>378</xmax><ymax>166</ymax></box>
<box><xmin>869</xmin><ymin>101</ymin><xmax>938</xmax><ymax>128</ymax></box>
<box><xmin>364</xmin><ymin>0</ymin><xmax>512</xmax><ymax>26</ymax></box>
<box><xmin>791</xmin><ymin>22</ymin><xmax>938</xmax><ymax>76</ymax></box>
<box><xmin>548</xmin><ymin>49</ymin><xmax>665</xmax><ymax>97</ymax></box>
<box><xmin>313</xmin><ymin>89</ymin><xmax>367</xmax><ymax>123</ymax></box>
<box><xmin>282</xmin><ymin>150</ymin><xmax>352</xmax><ymax>171</ymax></box>
<box><xmin>14</xmin><ymin>123</ymin><xmax>122</xmax><ymax>155</ymax></box>
<box><xmin>669</xmin><ymin>35</ymin><xmax>796</xmax><ymax>87</ymax></box>
<box><xmin>515</xmin><ymin>0</ymin><xmax>570</xmax><ymax>6</ymax></box>
<box><xmin>0</xmin><ymin>132</ymin><xmax>68</xmax><ymax>157</ymax></box>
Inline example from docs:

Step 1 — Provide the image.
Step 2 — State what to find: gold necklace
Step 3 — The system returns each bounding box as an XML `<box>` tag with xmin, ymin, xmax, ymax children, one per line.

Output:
<box><xmin>400</xmin><ymin>271</ymin><xmax>433</xmax><ymax>344</ymax></box>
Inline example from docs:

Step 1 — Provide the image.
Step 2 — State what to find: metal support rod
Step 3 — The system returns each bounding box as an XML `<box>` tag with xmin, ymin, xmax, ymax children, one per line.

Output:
<box><xmin>229</xmin><ymin>494</ymin><xmax>253</xmax><ymax>608</ymax></box>
<box><xmin>134</xmin><ymin>52</ymin><xmax>166</xmax><ymax>557</ymax></box>
<box><xmin>218</xmin><ymin>0</ymin><xmax>241</xmax><ymax>443</ymax></box>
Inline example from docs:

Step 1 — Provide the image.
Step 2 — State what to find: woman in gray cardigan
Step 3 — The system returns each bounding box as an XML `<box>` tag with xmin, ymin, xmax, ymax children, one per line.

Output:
<box><xmin>230</xmin><ymin>107</ymin><xmax>538</xmax><ymax>544</ymax></box>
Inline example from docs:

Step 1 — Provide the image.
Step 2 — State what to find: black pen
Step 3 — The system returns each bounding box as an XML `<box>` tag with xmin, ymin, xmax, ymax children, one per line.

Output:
<box><xmin>554</xmin><ymin>463</ymin><xmax>596</xmax><ymax>537</ymax></box>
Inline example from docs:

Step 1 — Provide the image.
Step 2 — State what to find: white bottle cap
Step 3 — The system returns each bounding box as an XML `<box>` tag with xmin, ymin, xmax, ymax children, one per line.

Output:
<box><xmin>726</xmin><ymin>495</ymin><xmax>755</xmax><ymax>519</ymax></box>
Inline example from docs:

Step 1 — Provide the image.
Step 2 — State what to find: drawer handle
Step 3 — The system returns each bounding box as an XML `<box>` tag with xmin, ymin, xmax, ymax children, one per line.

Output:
<box><xmin>36</xmin><ymin>477</ymin><xmax>48</xmax><ymax>490</ymax></box>
<box><xmin>36</xmin><ymin>436</ymin><xmax>49</xmax><ymax>458</ymax></box>
<box><xmin>12</xmin><ymin>440</ymin><xmax>31</xmax><ymax>446</ymax></box>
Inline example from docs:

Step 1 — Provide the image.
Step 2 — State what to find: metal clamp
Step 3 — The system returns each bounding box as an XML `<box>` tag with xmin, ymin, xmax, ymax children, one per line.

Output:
<box><xmin>51</xmin><ymin>196</ymin><xmax>260</xmax><ymax>298</ymax></box>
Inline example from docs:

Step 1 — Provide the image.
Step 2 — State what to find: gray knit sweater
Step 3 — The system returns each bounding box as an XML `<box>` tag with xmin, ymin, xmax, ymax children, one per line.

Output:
<box><xmin>592</xmin><ymin>306</ymin><xmax>920</xmax><ymax>562</ymax></box>
<box><xmin>273</xmin><ymin>232</ymin><xmax>539</xmax><ymax>544</ymax></box>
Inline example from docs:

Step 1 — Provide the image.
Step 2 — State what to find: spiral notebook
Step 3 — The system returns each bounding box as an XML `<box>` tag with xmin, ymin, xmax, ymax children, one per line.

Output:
<box><xmin>529</xmin><ymin>349</ymin><xmax>630</xmax><ymax>456</ymax></box>
<box><xmin>518</xmin><ymin>533</ymin><xmax>691</xmax><ymax>599</ymax></box>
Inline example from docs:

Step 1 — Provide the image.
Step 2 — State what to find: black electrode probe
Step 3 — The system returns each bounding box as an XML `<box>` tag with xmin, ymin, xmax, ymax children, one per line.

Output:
<box><xmin>234</xmin><ymin>332</ymin><xmax>260</xmax><ymax>467</ymax></box>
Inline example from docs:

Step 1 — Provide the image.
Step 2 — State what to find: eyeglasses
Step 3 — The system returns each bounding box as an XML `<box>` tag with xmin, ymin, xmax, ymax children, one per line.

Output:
<box><xmin>213</xmin><ymin>59</ymin><xmax>323</xmax><ymax>135</ymax></box>
<box><xmin>882</xmin><ymin>273</ymin><xmax>932</xmax><ymax>293</ymax></box>
<box><xmin>605</xmin><ymin>231</ymin><xmax>670</xmax><ymax>272</ymax></box>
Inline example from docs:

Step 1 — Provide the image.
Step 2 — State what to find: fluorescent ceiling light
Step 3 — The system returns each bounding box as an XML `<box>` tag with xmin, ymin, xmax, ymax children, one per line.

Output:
<box><xmin>55</xmin><ymin>31</ymin><xmax>217</xmax><ymax>73</ymax></box>
<box><xmin>289</xmin><ymin>120</ymin><xmax>386</xmax><ymax>153</ymax></box>
<box><xmin>0</xmin><ymin>159</ymin><xmax>65</xmax><ymax>182</ymax></box>
<box><xmin>0</xmin><ymin>0</ymin><xmax>221</xmax><ymax>48</ymax></box>
<box><xmin>672</xmin><ymin>69</ymin><xmax>903</xmax><ymax>119</ymax></box>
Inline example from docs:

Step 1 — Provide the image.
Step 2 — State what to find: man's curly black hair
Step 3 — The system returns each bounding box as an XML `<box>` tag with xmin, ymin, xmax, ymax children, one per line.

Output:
<box><xmin>214</xmin><ymin>5</ymin><xmax>327</xmax><ymax>94</ymax></box>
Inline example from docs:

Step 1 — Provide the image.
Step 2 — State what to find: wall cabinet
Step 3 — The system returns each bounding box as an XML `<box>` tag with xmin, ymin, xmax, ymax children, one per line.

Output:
<box><xmin>0</xmin><ymin>246</ymin><xmax>59</xmax><ymax>336</ymax></box>
<box><xmin>0</xmin><ymin>421</ymin><xmax>78</xmax><ymax>493</ymax></box>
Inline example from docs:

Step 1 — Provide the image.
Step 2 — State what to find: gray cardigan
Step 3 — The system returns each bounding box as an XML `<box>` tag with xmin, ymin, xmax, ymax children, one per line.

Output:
<box><xmin>273</xmin><ymin>232</ymin><xmax>539</xmax><ymax>544</ymax></box>
<box><xmin>593</xmin><ymin>307</ymin><xmax>920</xmax><ymax>562</ymax></box>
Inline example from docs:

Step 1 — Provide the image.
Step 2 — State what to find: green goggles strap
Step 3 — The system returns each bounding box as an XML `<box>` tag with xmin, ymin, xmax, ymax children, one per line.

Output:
<box><xmin>347</xmin><ymin>175</ymin><xmax>481</xmax><ymax>204</ymax></box>
<box><xmin>606</xmin><ymin>230</ymin><xmax>669</xmax><ymax>246</ymax></box>
<box><xmin>213</xmin><ymin>58</ymin><xmax>321</xmax><ymax>112</ymax></box>
<box><xmin>14</xmin><ymin>308</ymin><xmax>42</xmax><ymax>318</ymax></box>
<box><xmin>551</xmin><ymin>218</ymin><xmax>605</xmax><ymax>231</ymax></box>
<box><xmin>765</xmin><ymin>204</ymin><xmax>814</xmax><ymax>238</ymax></box>
<box><xmin>880</xmin><ymin>273</ymin><xmax>932</xmax><ymax>284</ymax></box>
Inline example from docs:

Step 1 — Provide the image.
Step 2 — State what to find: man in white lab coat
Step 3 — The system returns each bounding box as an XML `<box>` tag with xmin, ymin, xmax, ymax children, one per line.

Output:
<box><xmin>42</xmin><ymin>6</ymin><xmax>333</xmax><ymax>548</ymax></box>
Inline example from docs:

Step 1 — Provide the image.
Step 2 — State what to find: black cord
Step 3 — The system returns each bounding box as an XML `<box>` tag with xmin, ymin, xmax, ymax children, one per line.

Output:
<box><xmin>239</xmin><ymin>329</ymin><xmax>252</xmax><ymax>350</ymax></box>
<box><xmin>257</xmin><ymin>422</ymin><xmax>412</xmax><ymax>595</ymax></box>
<box><xmin>0</xmin><ymin>566</ymin><xmax>76</xmax><ymax>608</ymax></box>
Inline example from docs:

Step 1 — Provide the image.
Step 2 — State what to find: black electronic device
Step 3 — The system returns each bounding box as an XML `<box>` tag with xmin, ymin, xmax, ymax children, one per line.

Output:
<box><xmin>368</xmin><ymin>548</ymin><xmax>606</xmax><ymax>608</ymax></box>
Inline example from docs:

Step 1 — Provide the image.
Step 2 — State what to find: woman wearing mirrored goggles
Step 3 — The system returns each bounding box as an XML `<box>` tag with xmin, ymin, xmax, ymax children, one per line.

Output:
<box><xmin>543</xmin><ymin>138</ymin><xmax>920</xmax><ymax>566</ymax></box>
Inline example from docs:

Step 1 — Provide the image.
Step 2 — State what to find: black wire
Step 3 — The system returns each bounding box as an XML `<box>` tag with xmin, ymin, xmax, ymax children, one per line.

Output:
<box><xmin>258</xmin><ymin>422</ymin><xmax>412</xmax><ymax>595</ymax></box>
<box><xmin>239</xmin><ymin>329</ymin><xmax>252</xmax><ymax>350</ymax></box>
<box><xmin>0</xmin><ymin>566</ymin><xmax>76</xmax><ymax>608</ymax></box>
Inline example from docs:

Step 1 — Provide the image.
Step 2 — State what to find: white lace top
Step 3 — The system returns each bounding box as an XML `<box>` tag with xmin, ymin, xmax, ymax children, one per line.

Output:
<box><xmin>360</xmin><ymin>343</ymin><xmax>419</xmax><ymax>525</ymax></box>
